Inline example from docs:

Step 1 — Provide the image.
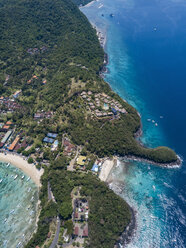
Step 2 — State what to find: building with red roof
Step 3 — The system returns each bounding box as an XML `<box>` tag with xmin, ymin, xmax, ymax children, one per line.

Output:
<box><xmin>74</xmin><ymin>226</ymin><xmax>79</xmax><ymax>236</ymax></box>
<box><xmin>83</xmin><ymin>227</ymin><xmax>88</xmax><ymax>237</ymax></box>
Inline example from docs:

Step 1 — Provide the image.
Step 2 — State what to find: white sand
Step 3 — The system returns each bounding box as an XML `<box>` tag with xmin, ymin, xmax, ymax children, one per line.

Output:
<box><xmin>0</xmin><ymin>152</ymin><xmax>43</xmax><ymax>187</ymax></box>
<box><xmin>99</xmin><ymin>158</ymin><xmax>115</xmax><ymax>182</ymax></box>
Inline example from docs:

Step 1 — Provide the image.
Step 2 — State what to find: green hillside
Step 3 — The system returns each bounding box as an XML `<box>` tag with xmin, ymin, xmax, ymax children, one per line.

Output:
<box><xmin>0</xmin><ymin>0</ymin><xmax>103</xmax><ymax>104</ymax></box>
<box><xmin>0</xmin><ymin>0</ymin><xmax>178</xmax><ymax>247</ymax></box>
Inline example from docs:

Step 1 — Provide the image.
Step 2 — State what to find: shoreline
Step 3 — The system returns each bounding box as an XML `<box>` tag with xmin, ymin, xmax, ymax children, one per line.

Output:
<box><xmin>115</xmin><ymin>206</ymin><xmax>136</xmax><ymax>248</ymax></box>
<box><xmin>121</xmin><ymin>154</ymin><xmax>182</xmax><ymax>168</ymax></box>
<box><xmin>100</xmin><ymin>47</ymin><xmax>181</xmax><ymax>168</ymax></box>
<box><xmin>99</xmin><ymin>158</ymin><xmax>137</xmax><ymax>247</ymax></box>
<box><xmin>0</xmin><ymin>152</ymin><xmax>43</xmax><ymax>187</ymax></box>
<box><xmin>81</xmin><ymin>3</ymin><xmax>182</xmax><ymax>247</ymax></box>
<box><xmin>90</xmin><ymin>11</ymin><xmax>181</xmax><ymax>169</ymax></box>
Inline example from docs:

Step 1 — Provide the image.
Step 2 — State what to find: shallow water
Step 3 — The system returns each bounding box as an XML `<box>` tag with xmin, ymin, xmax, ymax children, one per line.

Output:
<box><xmin>0</xmin><ymin>162</ymin><xmax>39</xmax><ymax>247</ymax></box>
<box><xmin>82</xmin><ymin>0</ymin><xmax>186</xmax><ymax>247</ymax></box>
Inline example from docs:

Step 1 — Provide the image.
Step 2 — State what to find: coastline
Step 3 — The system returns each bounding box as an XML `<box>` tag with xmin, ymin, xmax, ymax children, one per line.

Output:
<box><xmin>0</xmin><ymin>152</ymin><xmax>43</xmax><ymax>187</ymax></box>
<box><xmin>80</xmin><ymin>3</ymin><xmax>183</xmax><ymax>247</ymax></box>
<box><xmin>115</xmin><ymin>206</ymin><xmax>136</xmax><ymax>248</ymax></box>
<box><xmin>121</xmin><ymin>154</ymin><xmax>182</xmax><ymax>168</ymax></box>
<box><xmin>99</xmin><ymin>157</ymin><xmax>137</xmax><ymax>247</ymax></box>
<box><xmin>89</xmin><ymin>16</ymin><xmax>181</xmax><ymax>168</ymax></box>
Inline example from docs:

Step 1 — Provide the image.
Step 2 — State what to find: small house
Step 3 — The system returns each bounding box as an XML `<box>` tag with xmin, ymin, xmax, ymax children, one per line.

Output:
<box><xmin>13</xmin><ymin>90</ymin><xmax>21</xmax><ymax>98</ymax></box>
<box><xmin>91</xmin><ymin>164</ymin><xmax>99</xmax><ymax>173</ymax></box>
<box><xmin>43</xmin><ymin>137</ymin><xmax>54</xmax><ymax>144</ymax></box>
<box><xmin>8</xmin><ymin>136</ymin><xmax>20</xmax><ymax>151</ymax></box>
<box><xmin>111</xmin><ymin>108</ymin><xmax>117</xmax><ymax>115</ymax></box>
<box><xmin>6</xmin><ymin>121</ymin><xmax>13</xmax><ymax>126</ymax></box>
<box><xmin>51</xmin><ymin>140</ymin><xmax>58</xmax><ymax>151</ymax></box>
<box><xmin>1</xmin><ymin>130</ymin><xmax>12</xmax><ymax>145</ymax></box>
<box><xmin>47</xmin><ymin>133</ymin><xmax>58</xmax><ymax>139</ymax></box>
<box><xmin>74</xmin><ymin>226</ymin><xmax>79</xmax><ymax>236</ymax></box>
<box><xmin>77</xmin><ymin>156</ymin><xmax>86</xmax><ymax>166</ymax></box>
<box><xmin>83</xmin><ymin>227</ymin><xmax>88</xmax><ymax>237</ymax></box>
<box><xmin>2</xmin><ymin>125</ymin><xmax>10</xmax><ymax>131</ymax></box>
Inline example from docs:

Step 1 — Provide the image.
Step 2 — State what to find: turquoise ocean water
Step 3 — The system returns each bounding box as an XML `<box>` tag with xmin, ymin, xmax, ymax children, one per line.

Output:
<box><xmin>0</xmin><ymin>161</ymin><xmax>39</xmax><ymax>248</ymax></box>
<box><xmin>82</xmin><ymin>0</ymin><xmax>186</xmax><ymax>247</ymax></box>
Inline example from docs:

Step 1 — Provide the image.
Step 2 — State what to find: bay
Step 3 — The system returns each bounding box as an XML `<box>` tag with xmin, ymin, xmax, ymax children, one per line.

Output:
<box><xmin>0</xmin><ymin>162</ymin><xmax>38</xmax><ymax>248</ymax></box>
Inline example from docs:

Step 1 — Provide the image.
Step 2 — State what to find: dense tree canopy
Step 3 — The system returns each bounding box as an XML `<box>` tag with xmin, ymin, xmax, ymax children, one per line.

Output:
<box><xmin>0</xmin><ymin>0</ymin><xmax>178</xmax><ymax>247</ymax></box>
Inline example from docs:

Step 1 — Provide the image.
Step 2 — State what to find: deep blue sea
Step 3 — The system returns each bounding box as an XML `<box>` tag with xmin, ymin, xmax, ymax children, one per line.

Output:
<box><xmin>82</xmin><ymin>0</ymin><xmax>186</xmax><ymax>247</ymax></box>
<box><xmin>0</xmin><ymin>162</ymin><xmax>39</xmax><ymax>247</ymax></box>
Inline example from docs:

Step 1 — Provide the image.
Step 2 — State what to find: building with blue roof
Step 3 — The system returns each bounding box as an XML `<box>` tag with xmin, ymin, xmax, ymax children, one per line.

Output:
<box><xmin>51</xmin><ymin>140</ymin><xmax>59</xmax><ymax>151</ymax></box>
<box><xmin>47</xmin><ymin>133</ymin><xmax>58</xmax><ymax>138</ymax></box>
<box><xmin>111</xmin><ymin>108</ymin><xmax>117</xmax><ymax>115</ymax></box>
<box><xmin>91</xmin><ymin>164</ymin><xmax>99</xmax><ymax>173</ymax></box>
<box><xmin>43</xmin><ymin>137</ymin><xmax>54</xmax><ymax>143</ymax></box>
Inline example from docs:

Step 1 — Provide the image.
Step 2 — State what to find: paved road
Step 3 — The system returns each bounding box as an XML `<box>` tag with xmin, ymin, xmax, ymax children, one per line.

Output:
<box><xmin>48</xmin><ymin>182</ymin><xmax>52</xmax><ymax>201</ymax></box>
<box><xmin>68</xmin><ymin>148</ymin><xmax>79</xmax><ymax>171</ymax></box>
<box><xmin>49</xmin><ymin>217</ymin><xmax>61</xmax><ymax>248</ymax></box>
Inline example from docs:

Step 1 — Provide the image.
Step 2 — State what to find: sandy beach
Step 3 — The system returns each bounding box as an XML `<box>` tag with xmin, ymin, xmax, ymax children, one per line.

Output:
<box><xmin>99</xmin><ymin>158</ymin><xmax>116</xmax><ymax>182</ymax></box>
<box><xmin>0</xmin><ymin>152</ymin><xmax>43</xmax><ymax>187</ymax></box>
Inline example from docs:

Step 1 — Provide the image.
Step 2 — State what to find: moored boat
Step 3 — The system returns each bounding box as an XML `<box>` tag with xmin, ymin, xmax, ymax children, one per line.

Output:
<box><xmin>26</xmin><ymin>177</ymin><xmax>30</xmax><ymax>182</ymax></box>
<box><xmin>14</xmin><ymin>175</ymin><xmax>18</xmax><ymax>180</ymax></box>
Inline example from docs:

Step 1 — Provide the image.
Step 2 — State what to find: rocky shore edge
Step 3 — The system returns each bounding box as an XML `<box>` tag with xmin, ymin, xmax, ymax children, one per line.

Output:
<box><xmin>122</xmin><ymin>154</ymin><xmax>182</xmax><ymax>168</ymax></box>
<box><xmin>115</xmin><ymin>206</ymin><xmax>136</xmax><ymax>248</ymax></box>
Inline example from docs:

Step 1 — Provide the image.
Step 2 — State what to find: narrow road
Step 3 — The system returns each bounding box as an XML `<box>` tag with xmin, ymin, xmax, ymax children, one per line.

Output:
<box><xmin>68</xmin><ymin>148</ymin><xmax>79</xmax><ymax>171</ymax></box>
<box><xmin>48</xmin><ymin>183</ymin><xmax>60</xmax><ymax>248</ymax></box>
<box><xmin>48</xmin><ymin>181</ymin><xmax>56</xmax><ymax>203</ymax></box>
<box><xmin>48</xmin><ymin>182</ymin><xmax>52</xmax><ymax>201</ymax></box>
<box><xmin>49</xmin><ymin>217</ymin><xmax>61</xmax><ymax>248</ymax></box>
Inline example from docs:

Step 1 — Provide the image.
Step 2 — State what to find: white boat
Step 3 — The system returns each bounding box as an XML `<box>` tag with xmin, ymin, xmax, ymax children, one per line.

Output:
<box><xmin>26</xmin><ymin>177</ymin><xmax>30</xmax><ymax>182</ymax></box>
<box><xmin>152</xmin><ymin>120</ymin><xmax>155</xmax><ymax>123</ymax></box>
<box><xmin>153</xmin><ymin>185</ymin><xmax>156</xmax><ymax>190</ymax></box>
<box><xmin>16</xmin><ymin>242</ymin><xmax>22</xmax><ymax>248</ymax></box>
<box><xmin>155</xmin><ymin>123</ymin><xmax>158</xmax><ymax>126</ymax></box>
<box><xmin>6</xmin><ymin>163</ymin><xmax>10</xmax><ymax>167</ymax></box>
<box><xmin>30</xmin><ymin>210</ymin><xmax>34</xmax><ymax>216</ymax></box>
<box><xmin>10</xmin><ymin>209</ymin><xmax>15</xmax><ymax>214</ymax></box>
<box><xmin>28</xmin><ymin>187</ymin><xmax>31</xmax><ymax>192</ymax></box>
<box><xmin>147</xmin><ymin>118</ymin><xmax>151</xmax><ymax>122</ymax></box>
<box><xmin>21</xmin><ymin>175</ymin><xmax>25</xmax><ymax>180</ymax></box>
<box><xmin>3</xmin><ymin>240</ymin><xmax>8</xmax><ymax>246</ymax></box>
<box><xmin>14</xmin><ymin>175</ymin><xmax>18</xmax><ymax>180</ymax></box>
<box><xmin>4</xmin><ymin>218</ymin><xmax>7</xmax><ymax>223</ymax></box>
<box><xmin>150</xmin><ymin>214</ymin><xmax>158</xmax><ymax>219</ymax></box>
<box><xmin>0</xmin><ymin>179</ymin><xmax>3</xmax><ymax>183</ymax></box>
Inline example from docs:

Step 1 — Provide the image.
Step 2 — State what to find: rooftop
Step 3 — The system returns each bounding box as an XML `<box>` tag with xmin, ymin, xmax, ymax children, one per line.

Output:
<box><xmin>77</xmin><ymin>156</ymin><xmax>86</xmax><ymax>166</ymax></box>
<box><xmin>47</xmin><ymin>133</ymin><xmax>58</xmax><ymax>138</ymax></box>
<box><xmin>43</xmin><ymin>137</ymin><xmax>54</xmax><ymax>144</ymax></box>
